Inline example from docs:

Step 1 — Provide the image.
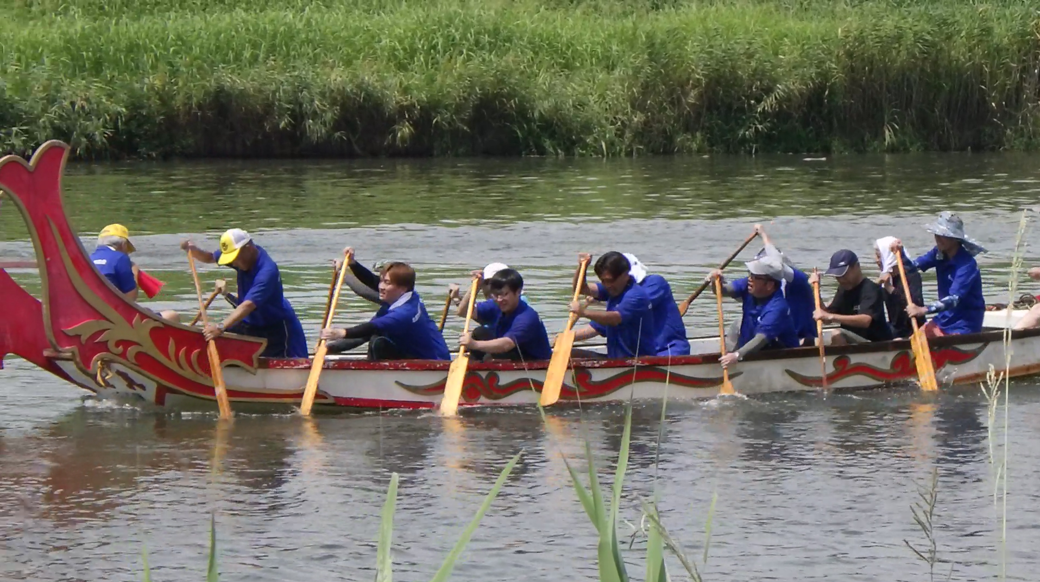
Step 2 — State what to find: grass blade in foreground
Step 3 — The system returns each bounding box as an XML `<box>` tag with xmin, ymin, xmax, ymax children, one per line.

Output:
<box><xmin>559</xmin><ymin>403</ymin><xmax>634</xmax><ymax>582</ymax></box>
<box><xmin>207</xmin><ymin>513</ymin><xmax>218</xmax><ymax>582</ymax></box>
<box><xmin>429</xmin><ymin>451</ymin><xmax>523</xmax><ymax>582</ymax></box>
<box><xmin>376</xmin><ymin>473</ymin><xmax>399</xmax><ymax>582</ymax></box>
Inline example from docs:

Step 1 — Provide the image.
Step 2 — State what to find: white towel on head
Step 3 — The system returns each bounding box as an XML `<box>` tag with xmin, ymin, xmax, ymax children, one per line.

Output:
<box><xmin>875</xmin><ymin>236</ymin><xmax>911</xmax><ymax>274</ymax></box>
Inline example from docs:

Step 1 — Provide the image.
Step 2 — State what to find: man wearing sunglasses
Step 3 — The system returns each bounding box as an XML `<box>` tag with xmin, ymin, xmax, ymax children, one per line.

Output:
<box><xmin>709</xmin><ymin>254</ymin><xmax>800</xmax><ymax>369</ymax></box>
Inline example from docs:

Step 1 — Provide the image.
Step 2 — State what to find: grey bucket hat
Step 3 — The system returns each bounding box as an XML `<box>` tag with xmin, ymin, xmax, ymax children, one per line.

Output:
<box><xmin>753</xmin><ymin>244</ymin><xmax>796</xmax><ymax>282</ymax></box>
<box><xmin>925</xmin><ymin>211</ymin><xmax>987</xmax><ymax>256</ymax></box>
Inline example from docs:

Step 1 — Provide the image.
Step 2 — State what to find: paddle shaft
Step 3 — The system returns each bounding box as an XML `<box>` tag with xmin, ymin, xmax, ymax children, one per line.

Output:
<box><xmin>713</xmin><ymin>277</ymin><xmax>734</xmax><ymax>394</ymax></box>
<box><xmin>438</xmin><ymin>290</ymin><xmax>452</xmax><ymax>332</ymax></box>
<box><xmin>679</xmin><ymin>231</ymin><xmax>759</xmax><ymax>317</ymax></box>
<box><xmin>812</xmin><ymin>268</ymin><xmax>828</xmax><ymax>389</ymax></box>
<box><xmin>300</xmin><ymin>252</ymin><xmax>352</xmax><ymax>416</ymax></box>
<box><xmin>895</xmin><ymin>252</ymin><xmax>921</xmax><ymax>335</ymax></box>
<box><xmin>188</xmin><ymin>254</ymin><xmax>232</xmax><ymax>420</ymax></box>
<box><xmin>189</xmin><ymin>289</ymin><xmax>221</xmax><ymax>326</ymax></box>
<box><xmin>439</xmin><ymin>276</ymin><xmax>481</xmax><ymax>416</ymax></box>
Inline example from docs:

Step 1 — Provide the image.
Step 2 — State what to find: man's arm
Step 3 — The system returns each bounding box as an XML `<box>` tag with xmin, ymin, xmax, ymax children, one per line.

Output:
<box><xmin>573</xmin><ymin>325</ymin><xmax>602</xmax><ymax>342</ymax></box>
<box><xmin>348</xmin><ymin>259</ymin><xmax>380</xmax><ymax>292</ymax></box>
<box><xmin>462</xmin><ymin>335</ymin><xmax>516</xmax><ymax>355</ymax></box>
<box><xmin>181</xmin><ymin>241</ymin><xmax>216</xmax><ymax>264</ymax></box>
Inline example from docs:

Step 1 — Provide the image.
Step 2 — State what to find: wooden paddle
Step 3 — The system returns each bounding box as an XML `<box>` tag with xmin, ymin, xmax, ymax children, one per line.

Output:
<box><xmin>714</xmin><ymin>277</ymin><xmax>736</xmax><ymax>395</ymax></box>
<box><xmin>300</xmin><ymin>252</ymin><xmax>351</xmax><ymax>416</ymax></box>
<box><xmin>437</xmin><ymin>288</ymin><xmax>453</xmax><ymax>331</ymax></box>
<box><xmin>540</xmin><ymin>258</ymin><xmax>591</xmax><ymax>407</ymax></box>
<box><xmin>811</xmin><ymin>268</ymin><xmax>828</xmax><ymax>389</ymax></box>
<box><xmin>894</xmin><ymin>250</ymin><xmax>938</xmax><ymax>391</ymax></box>
<box><xmin>189</xmin><ymin>289</ymin><xmax>221</xmax><ymax>326</ymax></box>
<box><xmin>188</xmin><ymin>254</ymin><xmax>232</xmax><ymax>420</ymax></box>
<box><xmin>678</xmin><ymin>231</ymin><xmax>759</xmax><ymax>317</ymax></box>
<box><xmin>440</xmin><ymin>276</ymin><xmax>481</xmax><ymax>416</ymax></box>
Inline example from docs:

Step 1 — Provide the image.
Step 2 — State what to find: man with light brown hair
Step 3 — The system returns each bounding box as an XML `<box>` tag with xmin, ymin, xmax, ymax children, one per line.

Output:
<box><xmin>321</xmin><ymin>248</ymin><xmax>449</xmax><ymax>361</ymax></box>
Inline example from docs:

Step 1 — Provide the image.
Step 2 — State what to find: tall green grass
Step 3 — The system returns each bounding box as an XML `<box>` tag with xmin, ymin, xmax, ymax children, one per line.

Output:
<box><xmin>2</xmin><ymin>0</ymin><xmax>1038</xmax><ymax>158</ymax></box>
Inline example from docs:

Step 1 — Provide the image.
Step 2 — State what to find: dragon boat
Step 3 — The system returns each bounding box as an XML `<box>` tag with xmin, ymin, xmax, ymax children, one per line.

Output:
<box><xmin>1</xmin><ymin>141</ymin><xmax>1038</xmax><ymax>412</ymax></box>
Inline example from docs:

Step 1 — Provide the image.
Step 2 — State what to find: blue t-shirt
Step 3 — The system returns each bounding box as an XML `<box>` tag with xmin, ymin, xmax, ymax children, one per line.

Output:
<box><xmin>213</xmin><ymin>245</ymin><xmax>308</xmax><ymax>358</ymax></box>
<box><xmin>91</xmin><ymin>245</ymin><xmax>136</xmax><ymax>294</ymax></box>
<box><xmin>914</xmin><ymin>246</ymin><xmax>985</xmax><ymax>334</ymax></box>
<box><xmin>731</xmin><ymin>278</ymin><xmax>800</xmax><ymax>350</ymax></box>
<box><xmin>371</xmin><ymin>292</ymin><xmax>451</xmax><ymax>360</ymax></box>
<box><xmin>639</xmin><ymin>274</ymin><xmax>690</xmax><ymax>357</ymax></box>
<box><xmin>783</xmin><ymin>269</ymin><xmax>817</xmax><ymax>342</ymax></box>
<box><xmin>475</xmin><ymin>299</ymin><xmax>552</xmax><ymax>360</ymax></box>
<box><xmin>589</xmin><ymin>280</ymin><xmax>658</xmax><ymax>358</ymax></box>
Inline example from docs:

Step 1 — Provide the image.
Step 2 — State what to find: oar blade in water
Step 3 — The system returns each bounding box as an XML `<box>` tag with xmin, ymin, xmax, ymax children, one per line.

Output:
<box><xmin>440</xmin><ymin>353</ymin><xmax>471</xmax><ymax>416</ymax></box>
<box><xmin>719</xmin><ymin>370</ymin><xmax>735</xmax><ymax>396</ymax></box>
<box><xmin>911</xmin><ymin>328</ymin><xmax>939</xmax><ymax>391</ymax></box>
<box><xmin>540</xmin><ymin>330</ymin><xmax>574</xmax><ymax>406</ymax></box>
<box><xmin>299</xmin><ymin>342</ymin><xmax>329</xmax><ymax>414</ymax></box>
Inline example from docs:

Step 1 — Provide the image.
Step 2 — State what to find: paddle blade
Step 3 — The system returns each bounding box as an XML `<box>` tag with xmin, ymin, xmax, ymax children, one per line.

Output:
<box><xmin>677</xmin><ymin>297</ymin><xmax>692</xmax><ymax>318</ymax></box>
<box><xmin>440</xmin><ymin>353</ymin><xmax>471</xmax><ymax>416</ymax></box>
<box><xmin>207</xmin><ymin>341</ymin><xmax>232</xmax><ymax>420</ymax></box>
<box><xmin>540</xmin><ymin>330</ymin><xmax>575</xmax><ymax>406</ymax></box>
<box><xmin>299</xmin><ymin>342</ymin><xmax>329</xmax><ymax>416</ymax></box>
<box><xmin>911</xmin><ymin>328</ymin><xmax>939</xmax><ymax>392</ymax></box>
<box><xmin>719</xmin><ymin>369</ymin><xmax>735</xmax><ymax>395</ymax></box>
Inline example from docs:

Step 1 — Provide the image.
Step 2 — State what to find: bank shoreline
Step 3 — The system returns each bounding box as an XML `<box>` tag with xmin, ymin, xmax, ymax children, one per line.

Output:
<box><xmin>2</xmin><ymin>0</ymin><xmax>1039</xmax><ymax>159</ymax></box>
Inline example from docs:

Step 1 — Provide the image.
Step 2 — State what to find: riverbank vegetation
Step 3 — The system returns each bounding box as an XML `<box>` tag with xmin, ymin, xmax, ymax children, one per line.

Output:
<box><xmin>3</xmin><ymin>0</ymin><xmax>1038</xmax><ymax>157</ymax></box>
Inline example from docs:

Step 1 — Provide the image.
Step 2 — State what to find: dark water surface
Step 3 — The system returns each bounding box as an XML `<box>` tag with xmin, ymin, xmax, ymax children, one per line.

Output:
<box><xmin>2</xmin><ymin>153</ymin><xmax>1040</xmax><ymax>581</ymax></box>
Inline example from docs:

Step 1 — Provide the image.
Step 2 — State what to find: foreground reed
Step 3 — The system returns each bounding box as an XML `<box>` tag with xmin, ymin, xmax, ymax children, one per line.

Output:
<box><xmin>4</xmin><ymin>0</ymin><xmax>1040</xmax><ymax>158</ymax></box>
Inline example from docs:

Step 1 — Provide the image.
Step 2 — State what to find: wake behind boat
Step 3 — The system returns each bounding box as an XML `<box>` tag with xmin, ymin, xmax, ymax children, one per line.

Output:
<box><xmin>1</xmin><ymin>141</ymin><xmax>1037</xmax><ymax>412</ymax></box>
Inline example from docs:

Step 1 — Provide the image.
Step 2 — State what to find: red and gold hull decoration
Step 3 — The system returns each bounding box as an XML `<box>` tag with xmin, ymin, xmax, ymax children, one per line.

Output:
<box><xmin>785</xmin><ymin>343</ymin><xmax>986</xmax><ymax>388</ymax></box>
<box><xmin>396</xmin><ymin>366</ymin><xmax>733</xmax><ymax>402</ymax></box>
<box><xmin>0</xmin><ymin>141</ymin><xmax>266</xmax><ymax>401</ymax></box>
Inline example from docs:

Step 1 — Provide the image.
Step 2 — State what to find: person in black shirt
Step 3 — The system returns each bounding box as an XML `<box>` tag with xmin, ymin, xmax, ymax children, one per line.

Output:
<box><xmin>810</xmin><ymin>249</ymin><xmax>893</xmax><ymax>345</ymax></box>
<box><xmin>874</xmin><ymin>236</ymin><xmax>925</xmax><ymax>338</ymax></box>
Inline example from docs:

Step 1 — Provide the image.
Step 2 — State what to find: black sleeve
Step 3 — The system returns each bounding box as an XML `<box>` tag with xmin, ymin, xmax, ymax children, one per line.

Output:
<box><xmin>342</xmin><ymin>321</ymin><xmax>379</xmax><ymax>340</ymax></box>
<box><xmin>859</xmin><ymin>281</ymin><xmax>886</xmax><ymax>323</ymax></box>
<box><xmin>348</xmin><ymin>261</ymin><xmax>380</xmax><ymax>292</ymax></box>
<box><xmin>826</xmin><ymin>287</ymin><xmax>844</xmax><ymax>313</ymax></box>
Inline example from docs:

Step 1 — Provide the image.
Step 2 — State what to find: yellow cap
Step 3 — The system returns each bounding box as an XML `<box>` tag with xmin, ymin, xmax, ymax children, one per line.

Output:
<box><xmin>217</xmin><ymin>228</ymin><xmax>252</xmax><ymax>266</ymax></box>
<box><xmin>98</xmin><ymin>224</ymin><xmax>136</xmax><ymax>253</ymax></box>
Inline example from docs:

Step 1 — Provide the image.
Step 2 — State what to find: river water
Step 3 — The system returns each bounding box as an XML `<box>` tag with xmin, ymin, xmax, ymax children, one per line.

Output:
<box><xmin>1</xmin><ymin>154</ymin><xmax>1040</xmax><ymax>581</ymax></box>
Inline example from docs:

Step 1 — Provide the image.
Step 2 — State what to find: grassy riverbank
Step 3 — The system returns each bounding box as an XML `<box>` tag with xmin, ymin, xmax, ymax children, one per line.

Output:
<box><xmin>2</xmin><ymin>0</ymin><xmax>1039</xmax><ymax>158</ymax></box>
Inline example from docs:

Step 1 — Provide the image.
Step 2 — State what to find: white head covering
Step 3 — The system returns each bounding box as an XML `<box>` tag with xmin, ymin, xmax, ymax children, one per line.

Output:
<box><xmin>622</xmin><ymin>253</ymin><xmax>648</xmax><ymax>283</ymax></box>
<box><xmin>482</xmin><ymin>262</ymin><xmax>509</xmax><ymax>279</ymax></box>
<box><xmin>875</xmin><ymin>236</ymin><xmax>911</xmax><ymax>275</ymax></box>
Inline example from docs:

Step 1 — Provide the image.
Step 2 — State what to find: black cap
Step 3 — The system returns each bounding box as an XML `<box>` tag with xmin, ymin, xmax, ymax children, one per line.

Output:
<box><xmin>825</xmin><ymin>249</ymin><xmax>858</xmax><ymax>277</ymax></box>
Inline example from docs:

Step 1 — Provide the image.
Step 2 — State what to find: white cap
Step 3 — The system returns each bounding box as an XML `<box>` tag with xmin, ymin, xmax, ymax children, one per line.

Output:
<box><xmin>483</xmin><ymin>262</ymin><xmax>509</xmax><ymax>279</ymax></box>
<box><xmin>217</xmin><ymin>228</ymin><xmax>253</xmax><ymax>266</ymax></box>
<box><xmin>622</xmin><ymin>253</ymin><xmax>648</xmax><ymax>283</ymax></box>
<box><xmin>745</xmin><ymin>255</ymin><xmax>786</xmax><ymax>282</ymax></box>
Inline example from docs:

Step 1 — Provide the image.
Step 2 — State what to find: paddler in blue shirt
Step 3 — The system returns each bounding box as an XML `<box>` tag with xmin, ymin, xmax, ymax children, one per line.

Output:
<box><xmin>622</xmin><ymin>253</ymin><xmax>690</xmax><ymax>356</ymax></box>
<box><xmin>90</xmin><ymin>224</ymin><xmax>139</xmax><ymax>300</ymax></box>
<box><xmin>710</xmin><ymin>254</ymin><xmax>800</xmax><ymax>368</ymax></box>
<box><xmin>893</xmin><ymin>211</ymin><xmax>987</xmax><ymax>336</ymax></box>
<box><xmin>181</xmin><ymin>228</ymin><xmax>308</xmax><ymax>358</ymax></box>
<box><xmin>320</xmin><ymin>248</ymin><xmax>450</xmax><ymax>361</ymax></box>
<box><xmin>570</xmin><ymin>251</ymin><xmax>658</xmax><ymax>359</ymax></box>
<box><xmin>752</xmin><ymin>224</ymin><xmax>817</xmax><ymax>346</ymax></box>
<box><xmin>458</xmin><ymin>268</ymin><xmax>552</xmax><ymax>361</ymax></box>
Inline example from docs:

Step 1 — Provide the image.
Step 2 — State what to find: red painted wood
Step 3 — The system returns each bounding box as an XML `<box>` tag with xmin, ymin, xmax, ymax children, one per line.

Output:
<box><xmin>0</xmin><ymin>142</ymin><xmax>266</xmax><ymax>398</ymax></box>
